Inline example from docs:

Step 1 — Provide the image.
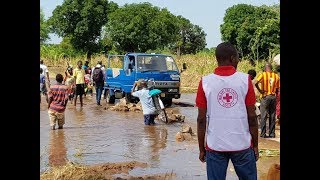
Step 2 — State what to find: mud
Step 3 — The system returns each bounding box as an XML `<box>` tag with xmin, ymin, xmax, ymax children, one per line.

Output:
<box><xmin>40</xmin><ymin>161</ymin><xmax>176</xmax><ymax>180</ymax></box>
<box><xmin>41</xmin><ymin>73</ymin><xmax>279</xmax><ymax>179</ymax></box>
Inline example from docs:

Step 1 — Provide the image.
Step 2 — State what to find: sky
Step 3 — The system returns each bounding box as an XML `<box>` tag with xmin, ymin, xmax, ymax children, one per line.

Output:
<box><xmin>40</xmin><ymin>0</ymin><xmax>279</xmax><ymax>48</ymax></box>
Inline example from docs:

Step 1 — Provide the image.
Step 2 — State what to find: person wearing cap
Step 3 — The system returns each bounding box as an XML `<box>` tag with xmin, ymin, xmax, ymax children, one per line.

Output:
<box><xmin>92</xmin><ymin>63</ymin><xmax>104</xmax><ymax>105</ymax></box>
<box><xmin>255</xmin><ymin>63</ymin><xmax>280</xmax><ymax>138</ymax></box>
<box><xmin>131</xmin><ymin>80</ymin><xmax>157</xmax><ymax>125</ymax></box>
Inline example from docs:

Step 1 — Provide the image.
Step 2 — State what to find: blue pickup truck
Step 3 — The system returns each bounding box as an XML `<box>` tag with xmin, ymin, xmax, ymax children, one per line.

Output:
<box><xmin>104</xmin><ymin>53</ymin><xmax>185</xmax><ymax>107</ymax></box>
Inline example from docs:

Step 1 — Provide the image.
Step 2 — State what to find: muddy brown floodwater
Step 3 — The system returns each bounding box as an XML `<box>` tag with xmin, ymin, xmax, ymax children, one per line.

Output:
<box><xmin>40</xmin><ymin>77</ymin><xmax>279</xmax><ymax>179</ymax></box>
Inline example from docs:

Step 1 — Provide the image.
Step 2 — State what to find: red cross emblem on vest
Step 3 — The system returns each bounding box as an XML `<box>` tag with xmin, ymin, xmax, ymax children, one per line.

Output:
<box><xmin>217</xmin><ymin>88</ymin><xmax>238</xmax><ymax>108</ymax></box>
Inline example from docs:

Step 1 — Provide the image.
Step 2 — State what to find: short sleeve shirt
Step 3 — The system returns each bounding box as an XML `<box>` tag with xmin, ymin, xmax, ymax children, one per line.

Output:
<box><xmin>73</xmin><ymin>67</ymin><xmax>85</xmax><ymax>84</ymax></box>
<box><xmin>40</xmin><ymin>64</ymin><xmax>48</xmax><ymax>76</ymax></box>
<box><xmin>132</xmin><ymin>89</ymin><xmax>157</xmax><ymax>115</ymax></box>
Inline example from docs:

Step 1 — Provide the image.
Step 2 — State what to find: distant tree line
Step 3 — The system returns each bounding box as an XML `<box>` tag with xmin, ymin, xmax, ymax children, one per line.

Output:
<box><xmin>40</xmin><ymin>1</ymin><xmax>279</xmax><ymax>61</ymax></box>
<box><xmin>40</xmin><ymin>1</ymin><xmax>207</xmax><ymax>59</ymax></box>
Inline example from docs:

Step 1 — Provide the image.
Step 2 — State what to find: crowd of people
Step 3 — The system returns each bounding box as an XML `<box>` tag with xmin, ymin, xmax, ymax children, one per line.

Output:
<box><xmin>40</xmin><ymin>58</ymin><xmax>164</xmax><ymax>129</ymax></box>
<box><xmin>247</xmin><ymin>63</ymin><xmax>281</xmax><ymax>138</ymax></box>
<box><xmin>40</xmin><ymin>59</ymin><xmax>107</xmax><ymax>129</ymax></box>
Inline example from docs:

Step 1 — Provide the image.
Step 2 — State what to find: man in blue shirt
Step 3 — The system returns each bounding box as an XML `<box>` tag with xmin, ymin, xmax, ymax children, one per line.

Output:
<box><xmin>131</xmin><ymin>81</ymin><xmax>157</xmax><ymax>125</ymax></box>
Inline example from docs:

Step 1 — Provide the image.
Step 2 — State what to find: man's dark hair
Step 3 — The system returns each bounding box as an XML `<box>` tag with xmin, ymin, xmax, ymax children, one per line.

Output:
<box><xmin>215</xmin><ymin>42</ymin><xmax>238</xmax><ymax>61</ymax></box>
<box><xmin>40</xmin><ymin>60</ymin><xmax>44</xmax><ymax>64</ymax></box>
<box><xmin>77</xmin><ymin>60</ymin><xmax>82</xmax><ymax>64</ymax></box>
<box><xmin>56</xmin><ymin>74</ymin><xmax>64</xmax><ymax>83</ymax></box>
<box><xmin>40</xmin><ymin>68</ymin><xmax>43</xmax><ymax>74</ymax></box>
<box><xmin>85</xmin><ymin>60</ymin><xmax>89</xmax><ymax>65</ymax></box>
<box><xmin>248</xmin><ymin>69</ymin><xmax>257</xmax><ymax>79</ymax></box>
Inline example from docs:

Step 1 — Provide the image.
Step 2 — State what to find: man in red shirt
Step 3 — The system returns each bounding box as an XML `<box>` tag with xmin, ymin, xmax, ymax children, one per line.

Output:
<box><xmin>196</xmin><ymin>42</ymin><xmax>259</xmax><ymax>180</ymax></box>
<box><xmin>48</xmin><ymin>74</ymin><xmax>69</xmax><ymax>130</ymax></box>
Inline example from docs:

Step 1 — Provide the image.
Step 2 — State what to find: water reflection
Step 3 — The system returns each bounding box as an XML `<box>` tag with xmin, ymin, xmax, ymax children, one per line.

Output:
<box><xmin>143</xmin><ymin>126</ymin><xmax>167</xmax><ymax>166</ymax></box>
<box><xmin>48</xmin><ymin>130</ymin><xmax>67</xmax><ymax>166</ymax></box>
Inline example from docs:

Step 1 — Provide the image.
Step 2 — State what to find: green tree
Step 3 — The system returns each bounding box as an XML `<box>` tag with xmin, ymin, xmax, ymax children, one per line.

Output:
<box><xmin>105</xmin><ymin>3</ymin><xmax>179</xmax><ymax>53</ymax></box>
<box><xmin>174</xmin><ymin>16</ymin><xmax>206</xmax><ymax>55</ymax></box>
<box><xmin>40</xmin><ymin>8</ymin><xmax>50</xmax><ymax>44</ymax></box>
<box><xmin>220</xmin><ymin>4</ymin><xmax>280</xmax><ymax>60</ymax></box>
<box><xmin>49</xmin><ymin>0</ymin><xmax>117</xmax><ymax>59</ymax></box>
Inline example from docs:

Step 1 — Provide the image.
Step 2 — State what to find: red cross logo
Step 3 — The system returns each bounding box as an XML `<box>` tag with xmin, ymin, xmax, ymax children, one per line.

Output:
<box><xmin>223</xmin><ymin>93</ymin><xmax>232</xmax><ymax>102</ymax></box>
<box><xmin>217</xmin><ymin>88</ymin><xmax>238</xmax><ymax>108</ymax></box>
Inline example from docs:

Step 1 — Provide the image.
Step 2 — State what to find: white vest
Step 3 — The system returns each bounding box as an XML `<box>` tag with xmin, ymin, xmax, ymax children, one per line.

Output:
<box><xmin>202</xmin><ymin>72</ymin><xmax>252</xmax><ymax>151</ymax></box>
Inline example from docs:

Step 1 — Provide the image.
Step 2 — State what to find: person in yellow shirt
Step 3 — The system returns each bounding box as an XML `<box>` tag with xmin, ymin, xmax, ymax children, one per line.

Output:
<box><xmin>73</xmin><ymin>60</ymin><xmax>85</xmax><ymax>107</ymax></box>
<box><xmin>255</xmin><ymin>63</ymin><xmax>280</xmax><ymax>138</ymax></box>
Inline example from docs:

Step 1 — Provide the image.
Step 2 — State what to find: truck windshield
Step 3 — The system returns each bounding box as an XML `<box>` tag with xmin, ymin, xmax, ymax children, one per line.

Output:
<box><xmin>137</xmin><ymin>55</ymin><xmax>179</xmax><ymax>72</ymax></box>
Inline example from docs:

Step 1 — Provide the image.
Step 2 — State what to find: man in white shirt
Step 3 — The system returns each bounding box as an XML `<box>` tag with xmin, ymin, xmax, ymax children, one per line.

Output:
<box><xmin>40</xmin><ymin>59</ymin><xmax>50</xmax><ymax>102</ymax></box>
<box><xmin>131</xmin><ymin>81</ymin><xmax>157</xmax><ymax>125</ymax></box>
<box><xmin>40</xmin><ymin>59</ymin><xmax>50</xmax><ymax>86</ymax></box>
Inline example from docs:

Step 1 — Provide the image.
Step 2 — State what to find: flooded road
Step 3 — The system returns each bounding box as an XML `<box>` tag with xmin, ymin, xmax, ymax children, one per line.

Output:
<box><xmin>40</xmin><ymin>88</ymin><xmax>279</xmax><ymax>179</ymax></box>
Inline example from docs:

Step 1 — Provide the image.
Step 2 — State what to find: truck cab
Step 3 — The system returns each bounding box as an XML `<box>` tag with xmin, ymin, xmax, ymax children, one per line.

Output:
<box><xmin>104</xmin><ymin>53</ymin><xmax>182</xmax><ymax>107</ymax></box>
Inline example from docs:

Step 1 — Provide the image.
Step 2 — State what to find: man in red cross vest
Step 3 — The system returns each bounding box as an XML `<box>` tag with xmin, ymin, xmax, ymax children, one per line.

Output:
<box><xmin>196</xmin><ymin>42</ymin><xmax>259</xmax><ymax>180</ymax></box>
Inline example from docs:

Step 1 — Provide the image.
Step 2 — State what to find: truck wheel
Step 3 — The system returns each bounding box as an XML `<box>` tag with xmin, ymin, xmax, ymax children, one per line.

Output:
<box><xmin>163</xmin><ymin>98</ymin><xmax>172</xmax><ymax>107</ymax></box>
<box><xmin>106</xmin><ymin>91</ymin><xmax>115</xmax><ymax>104</ymax></box>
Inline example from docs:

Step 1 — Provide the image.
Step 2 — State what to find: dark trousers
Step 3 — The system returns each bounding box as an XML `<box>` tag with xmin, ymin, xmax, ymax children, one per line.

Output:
<box><xmin>75</xmin><ymin>84</ymin><xmax>85</xmax><ymax>95</ymax></box>
<box><xmin>103</xmin><ymin>88</ymin><xmax>107</xmax><ymax>98</ymax></box>
<box><xmin>143</xmin><ymin>114</ymin><xmax>156</xmax><ymax>125</ymax></box>
<box><xmin>206</xmin><ymin>148</ymin><xmax>257</xmax><ymax>180</ymax></box>
<box><xmin>260</xmin><ymin>95</ymin><xmax>277</xmax><ymax>137</ymax></box>
<box><xmin>95</xmin><ymin>84</ymin><xmax>103</xmax><ymax>105</ymax></box>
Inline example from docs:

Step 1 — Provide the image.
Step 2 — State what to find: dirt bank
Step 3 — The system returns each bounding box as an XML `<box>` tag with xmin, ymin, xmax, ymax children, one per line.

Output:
<box><xmin>40</xmin><ymin>161</ymin><xmax>175</xmax><ymax>180</ymax></box>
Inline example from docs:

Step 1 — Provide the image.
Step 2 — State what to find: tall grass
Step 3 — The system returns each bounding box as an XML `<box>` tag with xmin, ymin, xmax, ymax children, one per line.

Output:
<box><xmin>42</xmin><ymin>51</ymin><xmax>276</xmax><ymax>93</ymax></box>
<box><xmin>175</xmin><ymin>53</ymin><xmax>275</xmax><ymax>93</ymax></box>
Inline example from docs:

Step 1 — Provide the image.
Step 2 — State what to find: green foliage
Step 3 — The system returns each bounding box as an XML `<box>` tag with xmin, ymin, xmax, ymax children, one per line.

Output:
<box><xmin>48</xmin><ymin>0</ymin><xmax>115</xmax><ymax>59</ymax></box>
<box><xmin>40</xmin><ymin>42</ymin><xmax>84</xmax><ymax>61</ymax></box>
<box><xmin>105</xmin><ymin>2</ymin><xmax>179</xmax><ymax>53</ymax></box>
<box><xmin>104</xmin><ymin>3</ymin><xmax>206</xmax><ymax>55</ymax></box>
<box><xmin>40</xmin><ymin>8</ymin><xmax>50</xmax><ymax>44</ymax></box>
<box><xmin>220</xmin><ymin>4</ymin><xmax>280</xmax><ymax>60</ymax></box>
<box><xmin>45</xmin><ymin>1</ymin><xmax>206</xmax><ymax>57</ymax></box>
<box><xmin>173</xmin><ymin>16</ymin><xmax>207</xmax><ymax>55</ymax></box>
